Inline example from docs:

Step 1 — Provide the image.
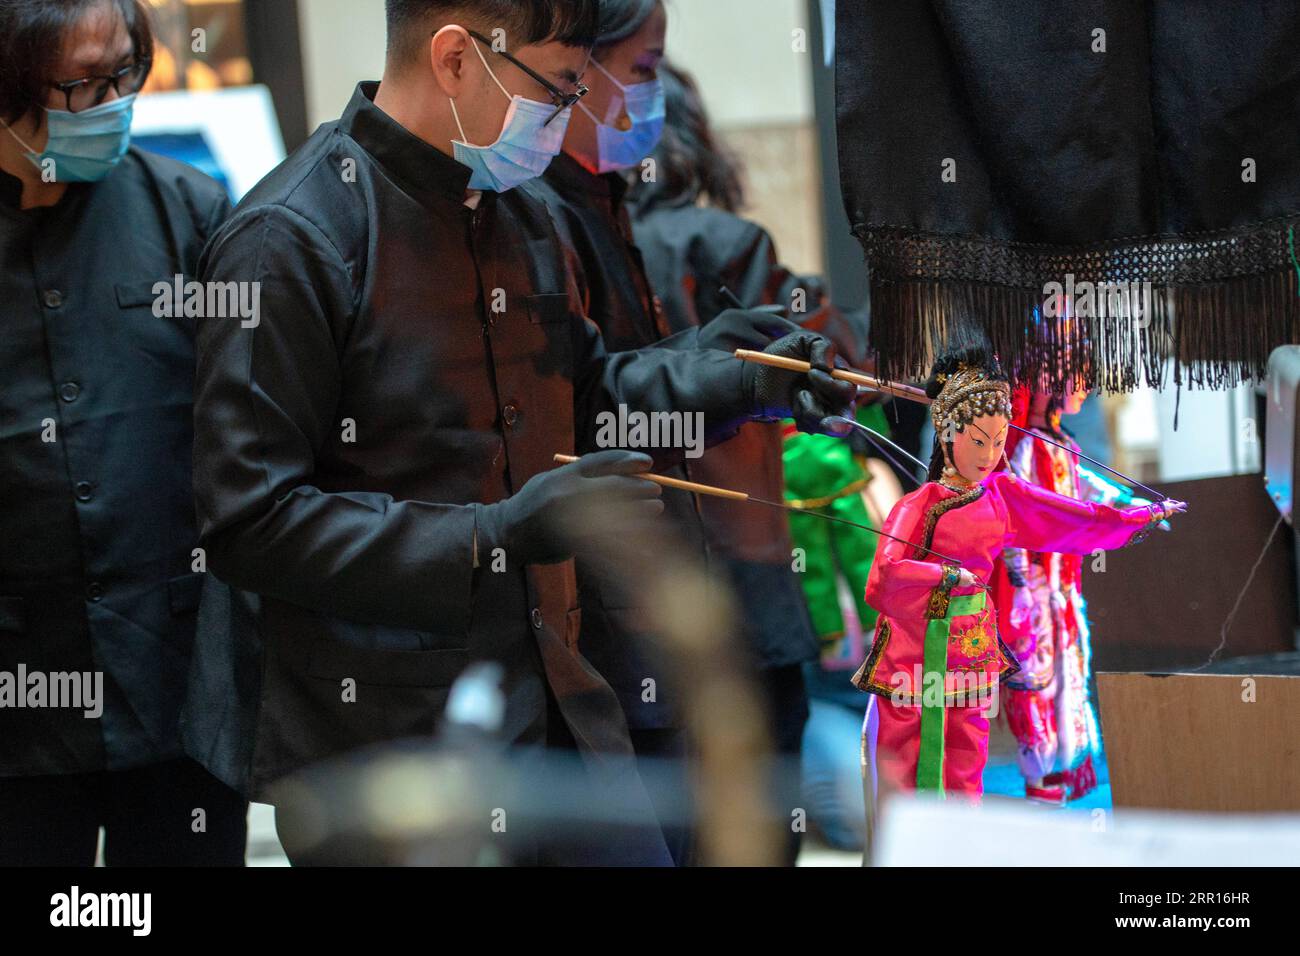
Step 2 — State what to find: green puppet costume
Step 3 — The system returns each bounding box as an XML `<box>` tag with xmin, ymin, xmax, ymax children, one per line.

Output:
<box><xmin>783</xmin><ymin>404</ymin><xmax>890</xmax><ymax>663</ymax></box>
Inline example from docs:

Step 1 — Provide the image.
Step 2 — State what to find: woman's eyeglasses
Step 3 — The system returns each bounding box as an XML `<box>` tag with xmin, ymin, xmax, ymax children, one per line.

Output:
<box><xmin>466</xmin><ymin>30</ymin><xmax>587</xmax><ymax>126</ymax></box>
<box><xmin>51</xmin><ymin>58</ymin><xmax>152</xmax><ymax>114</ymax></box>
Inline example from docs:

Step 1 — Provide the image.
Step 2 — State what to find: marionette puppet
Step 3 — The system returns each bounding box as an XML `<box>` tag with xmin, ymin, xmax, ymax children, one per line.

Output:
<box><xmin>992</xmin><ymin>385</ymin><xmax>1161</xmax><ymax>804</ymax></box>
<box><xmin>559</xmin><ymin>344</ymin><xmax>1186</xmax><ymax>802</ymax></box>
<box><xmin>849</xmin><ymin>349</ymin><xmax>1185</xmax><ymax>799</ymax></box>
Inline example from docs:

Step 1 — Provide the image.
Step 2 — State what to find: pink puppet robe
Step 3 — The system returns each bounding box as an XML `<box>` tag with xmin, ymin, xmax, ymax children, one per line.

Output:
<box><xmin>852</xmin><ymin>471</ymin><xmax>1160</xmax><ymax>796</ymax></box>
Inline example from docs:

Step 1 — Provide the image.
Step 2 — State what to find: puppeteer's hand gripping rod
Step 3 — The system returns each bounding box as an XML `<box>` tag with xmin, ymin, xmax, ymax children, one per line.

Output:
<box><xmin>551</xmin><ymin>350</ymin><xmax>1179</xmax><ymax>586</ymax></box>
<box><xmin>732</xmin><ymin>349</ymin><xmax>1171</xmax><ymax>504</ymax></box>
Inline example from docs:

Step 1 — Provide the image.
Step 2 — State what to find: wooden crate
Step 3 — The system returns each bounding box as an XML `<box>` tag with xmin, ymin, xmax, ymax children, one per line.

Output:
<box><xmin>1097</xmin><ymin>671</ymin><xmax>1300</xmax><ymax>812</ymax></box>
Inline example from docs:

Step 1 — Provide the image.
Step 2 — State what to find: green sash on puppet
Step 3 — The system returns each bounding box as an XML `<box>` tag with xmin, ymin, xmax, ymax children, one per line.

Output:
<box><xmin>916</xmin><ymin>591</ymin><xmax>986</xmax><ymax>794</ymax></box>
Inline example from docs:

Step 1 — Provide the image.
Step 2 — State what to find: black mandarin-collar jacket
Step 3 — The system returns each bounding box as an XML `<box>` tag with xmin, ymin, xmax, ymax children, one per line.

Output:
<box><xmin>0</xmin><ymin>151</ymin><xmax>230</xmax><ymax>775</ymax></box>
<box><xmin>182</xmin><ymin>83</ymin><xmax>757</xmax><ymax>799</ymax></box>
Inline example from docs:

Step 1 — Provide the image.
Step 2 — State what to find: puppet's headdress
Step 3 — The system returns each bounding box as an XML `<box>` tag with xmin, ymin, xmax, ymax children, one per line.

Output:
<box><xmin>930</xmin><ymin>363</ymin><xmax>1013</xmax><ymax>433</ymax></box>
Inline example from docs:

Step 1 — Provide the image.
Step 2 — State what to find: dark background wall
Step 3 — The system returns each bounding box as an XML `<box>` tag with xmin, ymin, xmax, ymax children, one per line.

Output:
<box><xmin>1085</xmin><ymin>472</ymin><xmax>1297</xmax><ymax>671</ymax></box>
<box><xmin>807</xmin><ymin>0</ymin><xmax>869</xmax><ymax>311</ymax></box>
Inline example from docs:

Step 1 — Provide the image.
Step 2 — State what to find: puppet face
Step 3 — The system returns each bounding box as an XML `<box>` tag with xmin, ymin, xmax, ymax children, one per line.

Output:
<box><xmin>1061</xmin><ymin>386</ymin><xmax>1089</xmax><ymax>416</ymax></box>
<box><xmin>950</xmin><ymin>414</ymin><xmax>1009</xmax><ymax>482</ymax></box>
<box><xmin>1030</xmin><ymin>386</ymin><xmax>1088</xmax><ymax>421</ymax></box>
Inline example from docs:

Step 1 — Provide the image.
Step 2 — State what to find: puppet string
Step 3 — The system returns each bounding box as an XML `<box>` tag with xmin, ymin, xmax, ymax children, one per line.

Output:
<box><xmin>826</xmin><ymin>415</ymin><xmax>926</xmax><ymax>486</ymax></box>
<box><xmin>1007</xmin><ymin>423</ymin><xmax>1169</xmax><ymax>503</ymax></box>
<box><xmin>860</xmin><ymin>433</ymin><xmax>925</xmax><ymax>488</ymax></box>
<box><xmin>1191</xmin><ymin>513</ymin><xmax>1284</xmax><ymax>672</ymax></box>
<box><xmin>747</xmin><ymin>496</ymin><xmax>991</xmax><ymax>592</ymax></box>
<box><xmin>558</xmin><ymin>452</ymin><xmax>983</xmax><ymax>585</ymax></box>
<box><xmin>845</xmin><ymin>379</ymin><xmax>1170</xmax><ymax>502</ymax></box>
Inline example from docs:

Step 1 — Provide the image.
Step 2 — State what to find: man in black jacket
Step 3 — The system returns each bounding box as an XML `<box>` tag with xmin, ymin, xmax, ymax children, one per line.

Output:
<box><xmin>182</xmin><ymin>0</ymin><xmax>853</xmax><ymax>865</ymax></box>
<box><xmin>0</xmin><ymin>0</ymin><xmax>245</xmax><ymax>865</ymax></box>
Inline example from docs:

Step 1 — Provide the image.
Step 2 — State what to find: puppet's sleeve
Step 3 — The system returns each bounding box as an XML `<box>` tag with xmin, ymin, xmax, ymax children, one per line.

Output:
<box><xmin>997</xmin><ymin>471</ymin><xmax>1160</xmax><ymax>554</ymax></box>
<box><xmin>863</xmin><ymin>490</ymin><xmax>949</xmax><ymax>620</ymax></box>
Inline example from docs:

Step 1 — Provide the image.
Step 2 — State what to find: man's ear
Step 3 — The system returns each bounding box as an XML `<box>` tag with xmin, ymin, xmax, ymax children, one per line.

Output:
<box><xmin>430</xmin><ymin>25</ymin><xmax>471</xmax><ymax>98</ymax></box>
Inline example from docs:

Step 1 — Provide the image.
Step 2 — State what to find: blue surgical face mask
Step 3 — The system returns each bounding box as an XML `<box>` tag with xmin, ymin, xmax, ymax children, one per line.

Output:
<box><xmin>450</xmin><ymin>39</ymin><xmax>571</xmax><ymax>193</ymax></box>
<box><xmin>578</xmin><ymin>58</ymin><xmax>664</xmax><ymax>174</ymax></box>
<box><xmin>2</xmin><ymin>92</ymin><xmax>136</xmax><ymax>184</ymax></box>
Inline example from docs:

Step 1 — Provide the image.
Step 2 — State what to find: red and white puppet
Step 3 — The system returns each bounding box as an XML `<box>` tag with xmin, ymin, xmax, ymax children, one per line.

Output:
<box><xmin>991</xmin><ymin>384</ymin><xmax>1156</xmax><ymax>803</ymax></box>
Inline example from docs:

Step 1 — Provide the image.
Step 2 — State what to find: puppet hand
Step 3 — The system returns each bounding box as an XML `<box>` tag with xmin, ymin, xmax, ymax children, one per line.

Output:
<box><xmin>749</xmin><ymin>331</ymin><xmax>856</xmax><ymax>435</ymax></box>
<box><xmin>1158</xmin><ymin>499</ymin><xmax>1187</xmax><ymax>520</ymax></box>
<box><xmin>479</xmin><ymin>450</ymin><xmax>664</xmax><ymax>565</ymax></box>
<box><xmin>957</xmin><ymin>568</ymin><xmax>978</xmax><ymax>589</ymax></box>
<box><xmin>1132</xmin><ymin>497</ymin><xmax>1172</xmax><ymax>530</ymax></box>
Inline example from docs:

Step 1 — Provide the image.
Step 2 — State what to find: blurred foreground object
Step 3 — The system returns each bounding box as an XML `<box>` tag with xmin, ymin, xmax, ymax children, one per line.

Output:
<box><xmin>270</xmin><ymin>518</ymin><xmax>784</xmax><ymax>866</ymax></box>
<box><xmin>874</xmin><ymin>794</ymin><xmax>1300</xmax><ymax>866</ymax></box>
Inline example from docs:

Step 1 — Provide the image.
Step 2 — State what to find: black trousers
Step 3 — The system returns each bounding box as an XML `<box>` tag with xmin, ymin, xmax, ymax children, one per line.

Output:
<box><xmin>628</xmin><ymin>727</ymin><xmax>694</xmax><ymax>866</ymax></box>
<box><xmin>0</xmin><ymin>757</ymin><xmax>247</xmax><ymax>866</ymax></box>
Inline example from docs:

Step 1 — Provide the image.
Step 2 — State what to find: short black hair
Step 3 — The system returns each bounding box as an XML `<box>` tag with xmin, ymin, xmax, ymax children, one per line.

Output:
<box><xmin>385</xmin><ymin>0</ymin><xmax>599</xmax><ymax>67</ymax></box>
<box><xmin>0</xmin><ymin>0</ymin><xmax>153</xmax><ymax>124</ymax></box>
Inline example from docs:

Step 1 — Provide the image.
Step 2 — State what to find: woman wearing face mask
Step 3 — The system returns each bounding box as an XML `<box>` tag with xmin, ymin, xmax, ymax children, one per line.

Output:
<box><xmin>628</xmin><ymin>60</ymin><xmax>877</xmax><ymax>859</ymax></box>
<box><xmin>528</xmin><ymin>0</ymin><xmax>849</xmax><ymax>868</ymax></box>
<box><xmin>852</xmin><ymin>347</ymin><xmax>1186</xmax><ymax>800</ymax></box>
<box><xmin>524</xmin><ymin>0</ymin><xmax>703</xmax><ymax>866</ymax></box>
<box><xmin>0</xmin><ymin>0</ymin><xmax>244</xmax><ymax>865</ymax></box>
<box><xmin>526</xmin><ymin>0</ymin><xmax>670</xmax><ymax>354</ymax></box>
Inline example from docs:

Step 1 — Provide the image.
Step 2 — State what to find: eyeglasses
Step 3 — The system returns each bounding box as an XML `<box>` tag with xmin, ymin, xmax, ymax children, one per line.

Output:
<box><xmin>51</xmin><ymin>58</ymin><xmax>151</xmax><ymax>114</ymax></box>
<box><xmin>466</xmin><ymin>30</ymin><xmax>587</xmax><ymax>126</ymax></box>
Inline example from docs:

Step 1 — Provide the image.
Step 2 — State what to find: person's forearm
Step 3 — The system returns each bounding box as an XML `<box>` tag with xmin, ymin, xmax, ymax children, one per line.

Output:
<box><xmin>194</xmin><ymin>206</ymin><xmax>484</xmax><ymax>634</ymax></box>
<box><xmin>201</xmin><ymin>490</ymin><xmax>479</xmax><ymax>634</ymax></box>
<box><xmin>575</xmin><ymin>346</ymin><xmax>756</xmax><ymax>462</ymax></box>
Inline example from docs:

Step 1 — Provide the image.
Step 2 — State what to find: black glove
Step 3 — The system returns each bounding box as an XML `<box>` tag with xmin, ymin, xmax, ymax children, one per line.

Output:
<box><xmin>749</xmin><ymin>331</ymin><xmax>857</xmax><ymax>435</ymax></box>
<box><xmin>476</xmin><ymin>450</ymin><xmax>664</xmax><ymax>566</ymax></box>
<box><xmin>696</xmin><ymin>307</ymin><xmax>802</xmax><ymax>352</ymax></box>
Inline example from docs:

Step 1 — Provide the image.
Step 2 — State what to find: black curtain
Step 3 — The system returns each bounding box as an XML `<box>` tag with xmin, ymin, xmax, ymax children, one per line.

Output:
<box><xmin>836</xmin><ymin>0</ymin><xmax>1300</xmax><ymax>390</ymax></box>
